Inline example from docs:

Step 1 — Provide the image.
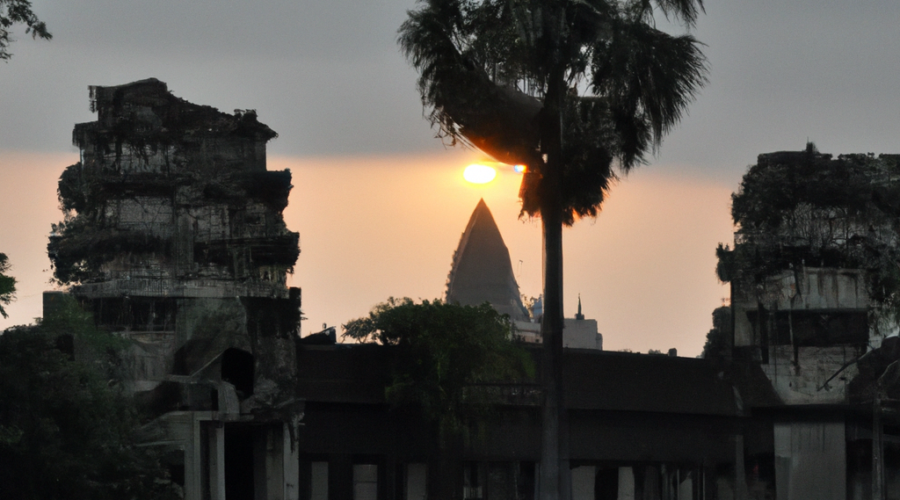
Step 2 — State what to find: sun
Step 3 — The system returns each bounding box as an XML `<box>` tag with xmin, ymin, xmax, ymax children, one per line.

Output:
<box><xmin>463</xmin><ymin>164</ymin><xmax>497</xmax><ymax>184</ymax></box>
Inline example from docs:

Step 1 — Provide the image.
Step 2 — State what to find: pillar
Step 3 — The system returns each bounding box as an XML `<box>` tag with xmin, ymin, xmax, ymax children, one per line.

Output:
<box><xmin>209</xmin><ymin>423</ymin><xmax>225</xmax><ymax>500</ymax></box>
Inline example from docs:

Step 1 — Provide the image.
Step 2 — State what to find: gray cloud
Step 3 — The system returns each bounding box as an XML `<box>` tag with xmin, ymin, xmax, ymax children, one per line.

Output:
<box><xmin>656</xmin><ymin>0</ymin><xmax>900</xmax><ymax>181</ymax></box>
<box><xmin>3</xmin><ymin>0</ymin><xmax>900</xmax><ymax>171</ymax></box>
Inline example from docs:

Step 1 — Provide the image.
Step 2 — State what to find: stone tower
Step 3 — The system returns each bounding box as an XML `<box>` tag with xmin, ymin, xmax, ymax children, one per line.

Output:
<box><xmin>445</xmin><ymin>200</ymin><xmax>601</xmax><ymax>349</ymax></box>
<box><xmin>48</xmin><ymin>79</ymin><xmax>302</xmax><ymax>500</ymax></box>
<box><xmin>445</xmin><ymin>198</ymin><xmax>528</xmax><ymax>321</ymax></box>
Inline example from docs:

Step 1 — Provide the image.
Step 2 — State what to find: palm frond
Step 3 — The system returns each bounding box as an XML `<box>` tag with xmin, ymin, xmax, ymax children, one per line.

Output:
<box><xmin>590</xmin><ymin>16</ymin><xmax>707</xmax><ymax>169</ymax></box>
<box><xmin>631</xmin><ymin>0</ymin><xmax>704</xmax><ymax>27</ymax></box>
<box><xmin>399</xmin><ymin>0</ymin><xmax>543</xmax><ymax>166</ymax></box>
<box><xmin>400</xmin><ymin>0</ymin><xmax>707</xmax><ymax>219</ymax></box>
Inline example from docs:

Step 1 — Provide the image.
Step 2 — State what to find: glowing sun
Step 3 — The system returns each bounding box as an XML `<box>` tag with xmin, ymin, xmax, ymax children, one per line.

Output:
<box><xmin>463</xmin><ymin>164</ymin><xmax>497</xmax><ymax>184</ymax></box>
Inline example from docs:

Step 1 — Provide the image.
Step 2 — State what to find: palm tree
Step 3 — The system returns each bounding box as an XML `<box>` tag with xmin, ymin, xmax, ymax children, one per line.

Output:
<box><xmin>399</xmin><ymin>1</ymin><xmax>706</xmax><ymax>498</ymax></box>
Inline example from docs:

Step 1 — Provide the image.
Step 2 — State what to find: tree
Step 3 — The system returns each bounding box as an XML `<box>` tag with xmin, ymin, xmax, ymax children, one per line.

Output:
<box><xmin>0</xmin><ymin>253</ymin><xmax>16</xmax><ymax>319</ymax></box>
<box><xmin>344</xmin><ymin>298</ymin><xmax>534</xmax><ymax>499</ymax></box>
<box><xmin>399</xmin><ymin>1</ymin><xmax>707</xmax><ymax>497</ymax></box>
<box><xmin>343</xmin><ymin>297</ymin><xmax>533</xmax><ymax>438</ymax></box>
<box><xmin>701</xmin><ymin>306</ymin><xmax>732</xmax><ymax>362</ymax></box>
<box><xmin>0</xmin><ymin>297</ymin><xmax>178</xmax><ymax>499</ymax></box>
<box><xmin>0</xmin><ymin>0</ymin><xmax>51</xmax><ymax>61</ymax></box>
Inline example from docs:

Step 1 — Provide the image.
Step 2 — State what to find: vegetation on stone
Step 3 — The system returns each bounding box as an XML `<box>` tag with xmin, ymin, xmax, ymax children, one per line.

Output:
<box><xmin>717</xmin><ymin>144</ymin><xmax>900</xmax><ymax>317</ymax></box>
<box><xmin>0</xmin><ymin>297</ymin><xmax>179</xmax><ymax>500</ymax></box>
<box><xmin>47</xmin><ymin>80</ymin><xmax>297</xmax><ymax>287</ymax></box>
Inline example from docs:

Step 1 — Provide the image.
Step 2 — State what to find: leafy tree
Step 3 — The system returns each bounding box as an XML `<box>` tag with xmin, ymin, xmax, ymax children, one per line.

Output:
<box><xmin>0</xmin><ymin>0</ymin><xmax>51</xmax><ymax>61</ymax></box>
<box><xmin>701</xmin><ymin>306</ymin><xmax>732</xmax><ymax>362</ymax></box>
<box><xmin>399</xmin><ymin>0</ymin><xmax>706</xmax><ymax>497</ymax></box>
<box><xmin>343</xmin><ymin>298</ymin><xmax>534</xmax><ymax>438</ymax></box>
<box><xmin>0</xmin><ymin>297</ymin><xmax>178</xmax><ymax>500</ymax></box>
<box><xmin>0</xmin><ymin>252</ymin><xmax>16</xmax><ymax>319</ymax></box>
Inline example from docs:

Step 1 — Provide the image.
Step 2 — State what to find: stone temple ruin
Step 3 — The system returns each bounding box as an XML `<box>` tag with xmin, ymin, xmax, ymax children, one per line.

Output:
<box><xmin>47</xmin><ymin>79</ymin><xmax>302</xmax><ymax>499</ymax></box>
<box><xmin>37</xmin><ymin>82</ymin><xmax>900</xmax><ymax>500</ymax></box>
<box><xmin>718</xmin><ymin>145</ymin><xmax>900</xmax><ymax>499</ymax></box>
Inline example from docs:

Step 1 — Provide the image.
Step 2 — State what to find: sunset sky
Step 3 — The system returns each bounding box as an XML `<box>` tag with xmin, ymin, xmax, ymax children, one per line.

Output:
<box><xmin>2</xmin><ymin>1</ymin><xmax>900</xmax><ymax>356</ymax></box>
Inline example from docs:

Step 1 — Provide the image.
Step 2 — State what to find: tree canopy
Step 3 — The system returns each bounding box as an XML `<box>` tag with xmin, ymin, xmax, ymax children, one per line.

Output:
<box><xmin>701</xmin><ymin>305</ymin><xmax>732</xmax><ymax>362</ymax></box>
<box><xmin>0</xmin><ymin>252</ymin><xmax>16</xmax><ymax>319</ymax></box>
<box><xmin>399</xmin><ymin>0</ymin><xmax>707</xmax><ymax>224</ymax></box>
<box><xmin>343</xmin><ymin>298</ymin><xmax>534</xmax><ymax>437</ymax></box>
<box><xmin>0</xmin><ymin>0</ymin><xmax>51</xmax><ymax>61</ymax></box>
<box><xmin>0</xmin><ymin>296</ymin><xmax>178</xmax><ymax>499</ymax></box>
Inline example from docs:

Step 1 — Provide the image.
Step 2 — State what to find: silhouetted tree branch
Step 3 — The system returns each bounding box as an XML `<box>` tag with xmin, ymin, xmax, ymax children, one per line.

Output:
<box><xmin>0</xmin><ymin>0</ymin><xmax>51</xmax><ymax>61</ymax></box>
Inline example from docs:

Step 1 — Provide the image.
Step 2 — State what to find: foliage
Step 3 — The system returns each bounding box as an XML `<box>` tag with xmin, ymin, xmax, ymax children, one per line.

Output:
<box><xmin>0</xmin><ymin>252</ymin><xmax>15</xmax><ymax>318</ymax></box>
<box><xmin>51</xmin><ymin>161</ymin><xmax>176</xmax><ymax>285</ymax></box>
<box><xmin>0</xmin><ymin>0</ymin><xmax>50</xmax><ymax>61</ymax></box>
<box><xmin>701</xmin><ymin>306</ymin><xmax>732</xmax><ymax>361</ymax></box>
<box><xmin>343</xmin><ymin>298</ymin><xmax>534</xmax><ymax>439</ymax></box>
<box><xmin>48</xmin><ymin>217</ymin><xmax>171</xmax><ymax>285</ymax></box>
<box><xmin>41</xmin><ymin>294</ymin><xmax>130</xmax><ymax>353</ymax></box>
<box><xmin>0</xmin><ymin>302</ymin><xmax>178</xmax><ymax>499</ymax></box>
<box><xmin>398</xmin><ymin>0</ymin><xmax>707</xmax><ymax>223</ymax></box>
<box><xmin>717</xmin><ymin>145</ymin><xmax>900</xmax><ymax>314</ymax></box>
<box><xmin>52</xmin><ymin>151</ymin><xmax>296</xmax><ymax>285</ymax></box>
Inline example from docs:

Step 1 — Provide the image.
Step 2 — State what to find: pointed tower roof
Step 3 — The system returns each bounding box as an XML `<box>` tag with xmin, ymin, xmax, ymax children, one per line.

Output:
<box><xmin>446</xmin><ymin>199</ymin><xmax>528</xmax><ymax>320</ymax></box>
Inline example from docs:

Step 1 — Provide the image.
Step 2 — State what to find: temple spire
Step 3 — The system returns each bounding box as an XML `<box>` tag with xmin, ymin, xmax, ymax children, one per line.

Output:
<box><xmin>445</xmin><ymin>199</ymin><xmax>528</xmax><ymax>321</ymax></box>
<box><xmin>575</xmin><ymin>293</ymin><xmax>584</xmax><ymax>321</ymax></box>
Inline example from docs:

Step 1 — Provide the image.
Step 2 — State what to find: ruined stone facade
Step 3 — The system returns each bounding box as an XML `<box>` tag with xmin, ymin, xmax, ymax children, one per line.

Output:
<box><xmin>721</xmin><ymin>146</ymin><xmax>900</xmax><ymax>500</ymax></box>
<box><xmin>48</xmin><ymin>79</ymin><xmax>302</xmax><ymax>500</ymax></box>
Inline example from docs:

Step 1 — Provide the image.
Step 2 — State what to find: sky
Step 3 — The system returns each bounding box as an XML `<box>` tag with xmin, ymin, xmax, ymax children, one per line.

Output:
<box><xmin>2</xmin><ymin>0</ymin><xmax>900</xmax><ymax>356</ymax></box>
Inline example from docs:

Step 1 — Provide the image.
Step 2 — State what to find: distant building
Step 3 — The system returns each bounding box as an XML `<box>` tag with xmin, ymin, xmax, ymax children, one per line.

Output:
<box><xmin>445</xmin><ymin>198</ymin><xmax>529</xmax><ymax>321</ymax></box>
<box><xmin>446</xmin><ymin>199</ymin><xmax>602</xmax><ymax>349</ymax></box>
<box><xmin>514</xmin><ymin>295</ymin><xmax>602</xmax><ymax>350</ymax></box>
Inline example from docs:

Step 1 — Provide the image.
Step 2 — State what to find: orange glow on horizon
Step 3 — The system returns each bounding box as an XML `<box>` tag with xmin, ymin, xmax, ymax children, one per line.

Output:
<box><xmin>0</xmin><ymin>150</ymin><xmax>735</xmax><ymax>357</ymax></box>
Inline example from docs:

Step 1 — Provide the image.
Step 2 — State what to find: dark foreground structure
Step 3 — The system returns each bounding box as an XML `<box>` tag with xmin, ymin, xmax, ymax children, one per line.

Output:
<box><xmin>288</xmin><ymin>148</ymin><xmax>900</xmax><ymax>500</ymax></box>
<box><xmin>295</xmin><ymin>343</ymin><xmax>741</xmax><ymax>500</ymax></box>
<box><xmin>48</xmin><ymin>79</ymin><xmax>303</xmax><ymax>500</ymax></box>
<box><xmin>43</xmin><ymin>83</ymin><xmax>900</xmax><ymax>500</ymax></box>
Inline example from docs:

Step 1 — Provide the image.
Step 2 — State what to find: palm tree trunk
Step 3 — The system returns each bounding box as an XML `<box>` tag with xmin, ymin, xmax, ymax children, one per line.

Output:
<box><xmin>539</xmin><ymin>214</ymin><xmax>563</xmax><ymax>500</ymax></box>
<box><xmin>539</xmin><ymin>56</ymin><xmax>568</xmax><ymax>500</ymax></box>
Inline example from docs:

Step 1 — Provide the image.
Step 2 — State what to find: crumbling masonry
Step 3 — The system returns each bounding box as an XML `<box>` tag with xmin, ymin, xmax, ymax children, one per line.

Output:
<box><xmin>48</xmin><ymin>79</ymin><xmax>303</xmax><ymax>500</ymax></box>
<box><xmin>719</xmin><ymin>145</ymin><xmax>900</xmax><ymax>500</ymax></box>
